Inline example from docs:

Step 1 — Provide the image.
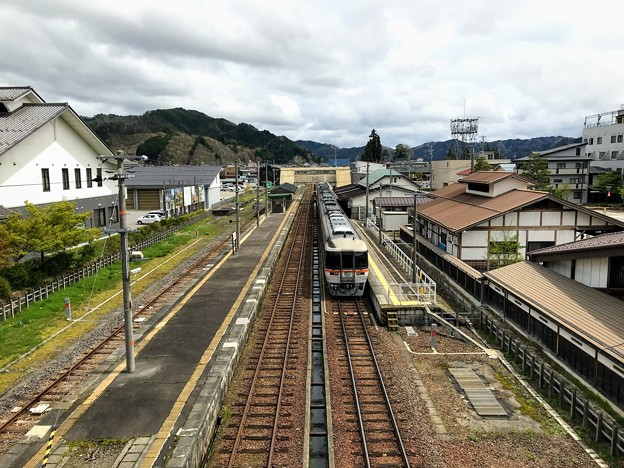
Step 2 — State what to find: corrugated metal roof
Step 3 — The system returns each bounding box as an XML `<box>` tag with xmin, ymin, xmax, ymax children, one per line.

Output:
<box><xmin>374</xmin><ymin>196</ymin><xmax>430</xmax><ymax>207</ymax></box>
<box><xmin>485</xmin><ymin>261</ymin><xmax>624</xmax><ymax>362</ymax></box>
<box><xmin>125</xmin><ymin>165</ymin><xmax>221</xmax><ymax>187</ymax></box>
<box><xmin>0</xmin><ymin>103</ymin><xmax>67</xmax><ymax>156</ymax></box>
<box><xmin>357</xmin><ymin>168</ymin><xmax>403</xmax><ymax>187</ymax></box>
<box><xmin>458</xmin><ymin>171</ymin><xmax>532</xmax><ymax>186</ymax></box>
<box><xmin>529</xmin><ymin>231</ymin><xmax>624</xmax><ymax>257</ymax></box>
<box><xmin>417</xmin><ymin>186</ymin><xmax>548</xmax><ymax>232</ymax></box>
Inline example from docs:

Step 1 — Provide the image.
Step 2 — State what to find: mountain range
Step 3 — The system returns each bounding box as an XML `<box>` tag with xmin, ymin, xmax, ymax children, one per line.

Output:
<box><xmin>83</xmin><ymin>108</ymin><xmax>580</xmax><ymax>166</ymax></box>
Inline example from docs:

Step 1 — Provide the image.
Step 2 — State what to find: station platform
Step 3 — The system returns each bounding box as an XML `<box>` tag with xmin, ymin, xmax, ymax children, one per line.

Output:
<box><xmin>355</xmin><ymin>223</ymin><xmax>437</xmax><ymax>328</ymax></box>
<box><xmin>3</xmin><ymin>207</ymin><xmax>297</xmax><ymax>468</ymax></box>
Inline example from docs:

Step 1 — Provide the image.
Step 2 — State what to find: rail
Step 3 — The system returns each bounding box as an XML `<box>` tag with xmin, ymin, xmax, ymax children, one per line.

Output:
<box><xmin>1</xmin><ymin>211</ymin><xmax>216</xmax><ymax>321</ymax></box>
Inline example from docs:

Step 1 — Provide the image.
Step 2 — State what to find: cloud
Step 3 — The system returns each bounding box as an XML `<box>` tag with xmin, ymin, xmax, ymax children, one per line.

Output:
<box><xmin>1</xmin><ymin>0</ymin><xmax>623</xmax><ymax>148</ymax></box>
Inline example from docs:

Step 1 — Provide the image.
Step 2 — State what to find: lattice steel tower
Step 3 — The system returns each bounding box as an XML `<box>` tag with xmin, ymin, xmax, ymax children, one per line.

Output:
<box><xmin>450</xmin><ymin>117</ymin><xmax>479</xmax><ymax>172</ymax></box>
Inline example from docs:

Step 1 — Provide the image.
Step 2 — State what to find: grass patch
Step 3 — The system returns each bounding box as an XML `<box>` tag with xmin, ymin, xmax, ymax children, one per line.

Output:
<box><xmin>0</xmin><ymin>206</ymin><xmax>261</xmax><ymax>394</ymax></box>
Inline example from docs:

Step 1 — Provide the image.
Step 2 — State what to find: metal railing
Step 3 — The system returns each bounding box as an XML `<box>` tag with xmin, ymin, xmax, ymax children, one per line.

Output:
<box><xmin>365</xmin><ymin>218</ymin><xmax>436</xmax><ymax>304</ymax></box>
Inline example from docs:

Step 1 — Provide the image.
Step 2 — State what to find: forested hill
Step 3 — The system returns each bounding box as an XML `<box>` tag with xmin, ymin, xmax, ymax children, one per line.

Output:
<box><xmin>83</xmin><ymin>108</ymin><xmax>321</xmax><ymax>166</ymax></box>
<box><xmin>298</xmin><ymin>136</ymin><xmax>582</xmax><ymax>164</ymax></box>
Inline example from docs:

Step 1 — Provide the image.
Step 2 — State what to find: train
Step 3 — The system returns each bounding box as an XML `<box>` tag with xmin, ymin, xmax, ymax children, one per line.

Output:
<box><xmin>316</xmin><ymin>182</ymin><xmax>368</xmax><ymax>297</ymax></box>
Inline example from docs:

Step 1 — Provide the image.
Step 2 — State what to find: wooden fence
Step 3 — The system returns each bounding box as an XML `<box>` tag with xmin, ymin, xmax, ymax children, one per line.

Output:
<box><xmin>1</xmin><ymin>212</ymin><xmax>211</xmax><ymax>321</ymax></box>
<box><xmin>481</xmin><ymin>311</ymin><xmax>623</xmax><ymax>458</ymax></box>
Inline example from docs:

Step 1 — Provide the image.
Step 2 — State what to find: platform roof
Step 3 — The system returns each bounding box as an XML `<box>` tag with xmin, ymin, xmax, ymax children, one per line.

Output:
<box><xmin>484</xmin><ymin>261</ymin><xmax>624</xmax><ymax>362</ymax></box>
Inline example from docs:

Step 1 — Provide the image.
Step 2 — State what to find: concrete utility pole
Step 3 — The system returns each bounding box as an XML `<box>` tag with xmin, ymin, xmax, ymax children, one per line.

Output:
<box><xmin>98</xmin><ymin>152</ymin><xmax>147</xmax><ymax>373</ymax></box>
<box><xmin>256</xmin><ymin>160</ymin><xmax>260</xmax><ymax>227</ymax></box>
<box><xmin>365</xmin><ymin>161</ymin><xmax>370</xmax><ymax>221</ymax></box>
<box><xmin>235</xmin><ymin>161</ymin><xmax>240</xmax><ymax>251</ymax></box>
<box><xmin>412</xmin><ymin>194</ymin><xmax>418</xmax><ymax>284</ymax></box>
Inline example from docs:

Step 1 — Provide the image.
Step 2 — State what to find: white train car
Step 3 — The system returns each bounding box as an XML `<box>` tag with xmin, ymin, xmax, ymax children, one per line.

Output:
<box><xmin>316</xmin><ymin>182</ymin><xmax>368</xmax><ymax>297</ymax></box>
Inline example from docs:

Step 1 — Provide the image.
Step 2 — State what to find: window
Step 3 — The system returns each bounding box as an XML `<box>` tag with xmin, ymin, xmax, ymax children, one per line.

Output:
<box><xmin>589</xmin><ymin>138</ymin><xmax>594</xmax><ymax>145</ymax></box>
<box><xmin>86</xmin><ymin>168</ymin><xmax>92</xmax><ymax>188</ymax></box>
<box><xmin>569</xmin><ymin>178</ymin><xmax>579</xmax><ymax>183</ymax></box>
<box><xmin>618</xmin><ymin>134</ymin><xmax>623</xmax><ymax>143</ymax></box>
<box><xmin>612</xmin><ymin>135</ymin><xmax>617</xmax><ymax>143</ymax></box>
<box><xmin>62</xmin><ymin>168</ymin><xmax>70</xmax><ymax>190</ymax></box>
<box><xmin>41</xmin><ymin>168</ymin><xmax>50</xmax><ymax>192</ymax></box>
<box><xmin>75</xmin><ymin>168</ymin><xmax>82</xmax><ymax>189</ymax></box>
<box><xmin>96</xmin><ymin>168</ymin><xmax>103</xmax><ymax>187</ymax></box>
<box><xmin>573</xmin><ymin>191</ymin><xmax>582</xmax><ymax>199</ymax></box>
<box><xmin>94</xmin><ymin>208</ymin><xmax>107</xmax><ymax>227</ymax></box>
<box><xmin>597</xmin><ymin>137</ymin><xmax>602</xmax><ymax>144</ymax></box>
<box><xmin>613</xmin><ymin>151</ymin><xmax>619</xmax><ymax>159</ymax></box>
<box><xmin>575</xmin><ymin>162</ymin><xmax>583</xmax><ymax>169</ymax></box>
<box><xmin>553</xmin><ymin>178</ymin><xmax>563</xmax><ymax>183</ymax></box>
<box><xmin>575</xmin><ymin>148</ymin><xmax>581</xmax><ymax>156</ymax></box>
<box><xmin>599</xmin><ymin>152</ymin><xmax>607</xmax><ymax>159</ymax></box>
<box><xmin>556</xmin><ymin>162</ymin><xmax>566</xmax><ymax>169</ymax></box>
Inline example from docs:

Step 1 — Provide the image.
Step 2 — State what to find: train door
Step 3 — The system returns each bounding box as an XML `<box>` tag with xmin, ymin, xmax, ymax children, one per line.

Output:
<box><xmin>340</xmin><ymin>251</ymin><xmax>355</xmax><ymax>286</ymax></box>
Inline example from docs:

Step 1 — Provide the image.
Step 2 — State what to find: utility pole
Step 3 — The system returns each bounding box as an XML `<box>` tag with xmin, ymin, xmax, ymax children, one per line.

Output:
<box><xmin>256</xmin><ymin>160</ymin><xmax>260</xmax><ymax>227</ymax></box>
<box><xmin>365</xmin><ymin>161</ymin><xmax>370</xmax><ymax>221</ymax></box>
<box><xmin>97</xmin><ymin>152</ymin><xmax>147</xmax><ymax>373</ymax></box>
<box><xmin>235</xmin><ymin>161</ymin><xmax>240</xmax><ymax>251</ymax></box>
<box><xmin>265</xmin><ymin>162</ymin><xmax>269</xmax><ymax>218</ymax></box>
<box><xmin>412</xmin><ymin>194</ymin><xmax>418</xmax><ymax>284</ymax></box>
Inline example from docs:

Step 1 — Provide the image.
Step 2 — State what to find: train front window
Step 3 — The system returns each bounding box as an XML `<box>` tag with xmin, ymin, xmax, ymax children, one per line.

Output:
<box><xmin>355</xmin><ymin>252</ymin><xmax>367</xmax><ymax>269</ymax></box>
<box><xmin>341</xmin><ymin>252</ymin><xmax>354</xmax><ymax>269</ymax></box>
<box><xmin>326</xmin><ymin>252</ymin><xmax>340</xmax><ymax>269</ymax></box>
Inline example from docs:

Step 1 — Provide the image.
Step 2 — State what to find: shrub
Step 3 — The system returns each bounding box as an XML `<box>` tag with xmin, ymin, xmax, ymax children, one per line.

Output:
<box><xmin>0</xmin><ymin>276</ymin><xmax>12</xmax><ymax>300</ymax></box>
<box><xmin>2</xmin><ymin>263</ymin><xmax>31</xmax><ymax>290</ymax></box>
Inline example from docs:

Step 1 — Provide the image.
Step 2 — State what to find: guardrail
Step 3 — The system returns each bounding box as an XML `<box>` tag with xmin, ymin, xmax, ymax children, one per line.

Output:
<box><xmin>0</xmin><ymin>211</ymin><xmax>212</xmax><ymax>321</ymax></box>
<box><xmin>365</xmin><ymin>218</ymin><xmax>436</xmax><ymax>304</ymax></box>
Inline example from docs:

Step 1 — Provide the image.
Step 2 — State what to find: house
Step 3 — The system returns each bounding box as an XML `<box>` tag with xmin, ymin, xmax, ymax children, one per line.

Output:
<box><xmin>124</xmin><ymin>164</ymin><xmax>222</xmax><ymax>216</ymax></box>
<box><xmin>583</xmin><ymin>106</ymin><xmax>624</xmax><ymax>172</ymax></box>
<box><xmin>413</xmin><ymin>171</ymin><xmax>624</xmax><ymax>271</ymax></box>
<box><xmin>335</xmin><ymin>169</ymin><xmax>421</xmax><ymax>220</ymax></box>
<box><xmin>514</xmin><ymin>142</ymin><xmax>590</xmax><ymax>204</ymax></box>
<box><xmin>0</xmin><ymin>86</ymin><xmax>118</xmax><ymax>228</ymax></box>
<box><xmin>527</xmin><ymin>231</ymin><xmax>624</xmax><ymax>300</ymax></box>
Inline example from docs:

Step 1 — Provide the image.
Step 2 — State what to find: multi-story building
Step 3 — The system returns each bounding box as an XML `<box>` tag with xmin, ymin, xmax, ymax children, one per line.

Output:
<box><xmin>583</xmin><ymin>106</ymin><xmax>624</xmax><ymax>172</ymax></box>
<box><xmin>514</xmin><ymin>142</ymin><xmax>591</xmax><ymax>204</ymax></box>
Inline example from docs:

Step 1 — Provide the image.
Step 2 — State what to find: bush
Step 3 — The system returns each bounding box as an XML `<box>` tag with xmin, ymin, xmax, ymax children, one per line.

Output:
<box><xmin>2</xmin><ymin>263</ymin><xmax>31</xmax><ymax>290</ymax></box>
<box><xmin>40</xmin><ymin>252</ymin><xmax>73</xmax><ymax>277</ymax></box>
<box><xmin>0</xmin><ymin>276</ymin><xmax>12</xmax><ymax>300</ymax></box>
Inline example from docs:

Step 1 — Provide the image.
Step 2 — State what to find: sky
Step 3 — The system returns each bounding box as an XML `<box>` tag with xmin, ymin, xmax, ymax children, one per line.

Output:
<box><xmin>2</xmin><ymin>0</ymin><xmax>623</xmax><ymax>149</ymax></box>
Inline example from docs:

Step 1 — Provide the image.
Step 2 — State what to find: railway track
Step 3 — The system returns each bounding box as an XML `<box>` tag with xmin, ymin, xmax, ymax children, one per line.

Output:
<box><xmin>327</xmin><ymin>297</ymin><xmax>413</xmax><ymax>467</ymax></box>
<box><xmin>0</xmin><ymin>219</ymin><xmax>249</xmax><ymax>455</ymax></box>
<box><xmin>209</xmin><ymin>189</ymin><xmax>312</xmax><ymax>467</ymax></box>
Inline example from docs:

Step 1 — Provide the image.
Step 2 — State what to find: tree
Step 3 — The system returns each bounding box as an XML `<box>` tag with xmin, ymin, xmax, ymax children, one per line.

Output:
<box><xmin>488</xmin><ymin>232</ymin><xmax>521</xmax><ymax>269</ymax></box>
<box><xmin>394</xmin><ymin>144</ymin><xmax>410</xmax><ymax>160</ymax></box>
<box><xmin>363</xmin><ymin>129</ymin><xmax>382</xmax><ymax>163</ymax></box>
<box><xmin>550</xmin><ymin>184</ymin><xmax>570</xmax><ymax>200</ymax></box>
<box><xmin>473</xmin><ymin>155</ymin><xmax>491</xmax><ymax>172</ymax></box>
<box><xmin>0</xmin><ymin>200</ymin><xmax>101</xmax><ymax>264</ymax></box>
<box><xmin>446</xmin><ymin>146</ymin><xmax>457</xmax><ymax>160</ymax></box>
<box><xmin>592</xmin><ymin>171</ymin><xmax>623</xmax><ymax>203</ymax></box>
<box><xmin>521</xmin><ymin>152</ymin><xmax>550</xmax><ymax>190</ymax></box>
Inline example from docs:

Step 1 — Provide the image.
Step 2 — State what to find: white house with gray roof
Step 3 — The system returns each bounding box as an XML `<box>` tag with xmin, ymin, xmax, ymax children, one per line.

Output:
<box><xmin>0</xmin><ymin>86</ymin><xmax>118</xmax><ymax>228</ymax></box>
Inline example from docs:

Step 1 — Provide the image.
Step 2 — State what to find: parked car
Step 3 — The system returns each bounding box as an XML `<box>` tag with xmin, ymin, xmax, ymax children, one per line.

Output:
<box><xmin>137</xmin><ymin>213</ymin><xmax>163</xmax><ymax>224</ymax></box>
<box><xmin>148</xmin><ymin>210</ymin><xmax>166</xmax><ymax>217</ymax></box>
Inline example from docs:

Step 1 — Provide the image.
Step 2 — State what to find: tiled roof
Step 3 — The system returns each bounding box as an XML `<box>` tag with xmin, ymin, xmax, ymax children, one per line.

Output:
<box><xmin>125</xmin><ymin>165</ymin><xmax>221</xmax><ymax>187</ymax></box>
<box><xmin>485</xmin><ymin>261</ymin><xmax>624</xmax><ymax>361</ymax></box>
<box><xmin>0</xmin><ymin>103</ymin><xmax>68</xmax><ymax>156</ymax></box>
<box><xmin>528</xmin><ymin>230</ymin><xmax>624</xmax><ymax>258</ymax></box>
<box><xmin>0</xmin><ymin>86</ymin><xmax>35</xmax><ymax>101</ymax></box>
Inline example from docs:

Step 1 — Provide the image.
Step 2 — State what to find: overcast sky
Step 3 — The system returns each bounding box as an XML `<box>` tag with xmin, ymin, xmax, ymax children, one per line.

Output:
<box><xmin>2</xmin><ymin>0</ymin><xmax>623</xmax><ymax>149</ymax></box>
